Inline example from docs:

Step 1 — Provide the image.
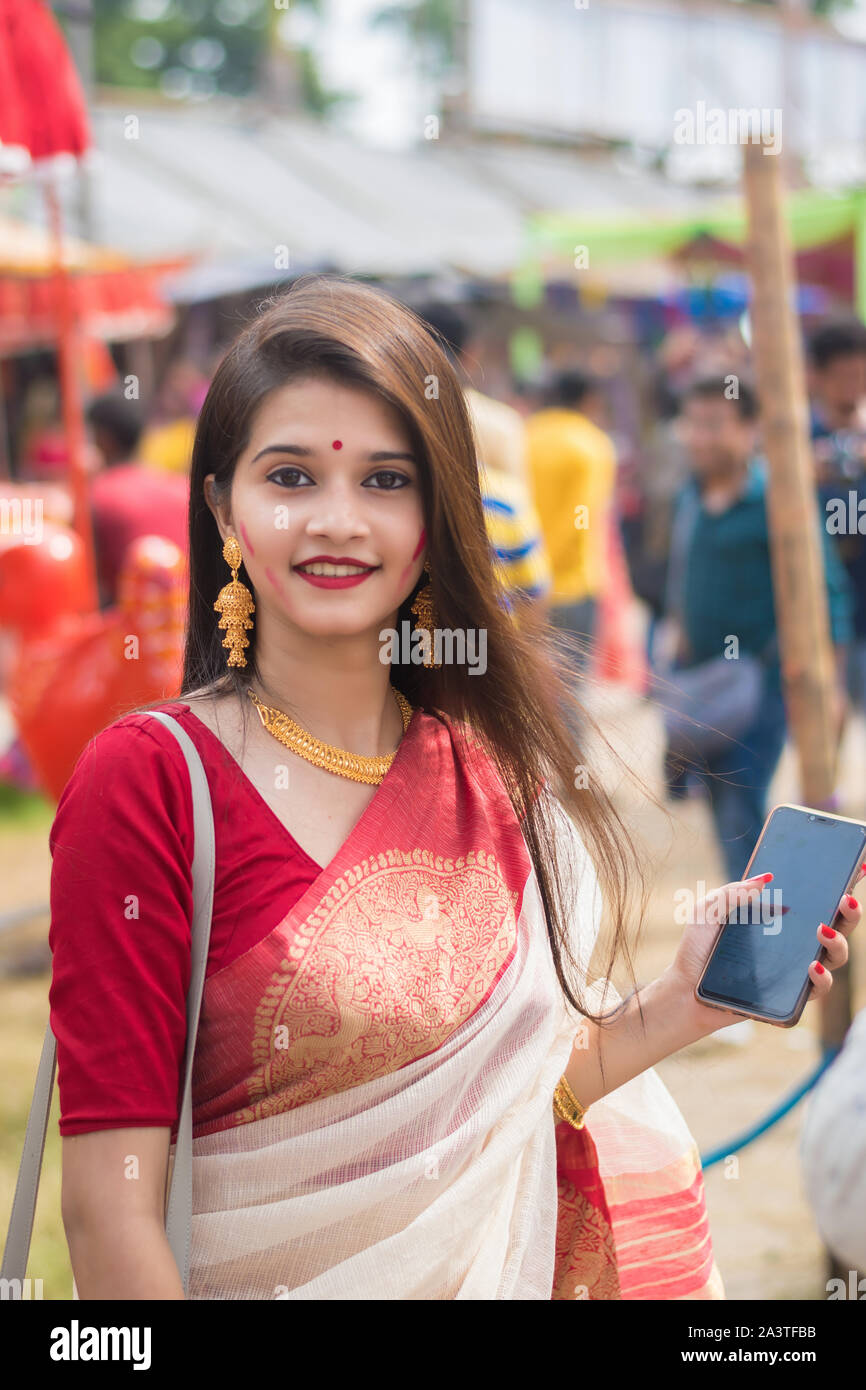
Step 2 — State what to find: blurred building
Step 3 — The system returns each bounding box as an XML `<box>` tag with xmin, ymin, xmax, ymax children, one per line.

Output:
<box><xmin>468</xmin><ymin>0</ymin><xmax>866</xmax><ymax>188</ymax></box>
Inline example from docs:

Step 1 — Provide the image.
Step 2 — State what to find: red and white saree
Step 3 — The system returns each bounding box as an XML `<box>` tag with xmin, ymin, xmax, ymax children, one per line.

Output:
<box><xmin>180</xmin><ymin>705</ymin><xmax>723</xmax><ymax>1300</ymax></box>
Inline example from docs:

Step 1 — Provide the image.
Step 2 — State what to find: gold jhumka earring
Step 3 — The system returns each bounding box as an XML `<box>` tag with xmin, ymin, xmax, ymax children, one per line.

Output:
<box><xmin>214</xmin><ymin>535</ymin><xmax>255</xmax><ymax>668</ymax></box>
<box><xmin>410</xmin><ymin>558</ymin><xmax>442</xmax><ymax>668</ymax></box>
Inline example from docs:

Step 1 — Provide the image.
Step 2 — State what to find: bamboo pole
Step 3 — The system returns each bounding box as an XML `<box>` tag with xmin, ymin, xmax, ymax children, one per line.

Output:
<box><xmin>743</xmin><ymin>137</ymin><xmax>854</xmax><ymax>1283</ymax></box>
<box><xmin>743</xmin><ymin>140</ymin><xmax>837</xmax><ymax>802</ymax></box>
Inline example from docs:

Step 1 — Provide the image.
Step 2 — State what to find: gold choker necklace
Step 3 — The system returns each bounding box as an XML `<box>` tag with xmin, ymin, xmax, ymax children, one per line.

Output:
<box><xmin>246</xmin><ymin>685</ymin><xmax>414</xmax><ymax>786</ymax></box>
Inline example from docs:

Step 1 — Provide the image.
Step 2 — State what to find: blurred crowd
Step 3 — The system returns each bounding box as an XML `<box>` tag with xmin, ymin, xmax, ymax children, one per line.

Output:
<box><xmin>7</xmin><ymin>301</ymin><xmax>866</xmax><ymax>886</ymax></box>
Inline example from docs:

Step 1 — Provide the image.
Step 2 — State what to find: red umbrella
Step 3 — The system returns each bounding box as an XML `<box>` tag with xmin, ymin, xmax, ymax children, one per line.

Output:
<box><xmin>0</xmin><ymin>0</ymin><xmax>90</xmax><ymax>162</ymax></box>
<box><xmin>0</xmin><ymin>0</ymin><xmax>98</xmax><ymax>607</ymax></box>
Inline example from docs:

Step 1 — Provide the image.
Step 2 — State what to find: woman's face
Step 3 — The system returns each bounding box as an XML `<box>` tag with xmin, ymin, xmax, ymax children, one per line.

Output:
<box><xmin>205</xmin><ymin>375</ymin><xmax>428</xmax><ymax>643</ymax></box>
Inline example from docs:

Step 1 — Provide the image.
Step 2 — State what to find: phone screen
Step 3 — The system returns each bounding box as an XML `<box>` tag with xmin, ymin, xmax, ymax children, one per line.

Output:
<box><xmin>699</xmin><ymin>806</ymin><xmax>866</xmax><ymax>1020</ymax></box>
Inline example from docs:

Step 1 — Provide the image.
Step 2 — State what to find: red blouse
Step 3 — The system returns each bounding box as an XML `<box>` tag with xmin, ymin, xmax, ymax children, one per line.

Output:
<box><xmin>48</xmin><ymin>701</ymin><xmax>322</xmax><ymax>1139</ymax></box>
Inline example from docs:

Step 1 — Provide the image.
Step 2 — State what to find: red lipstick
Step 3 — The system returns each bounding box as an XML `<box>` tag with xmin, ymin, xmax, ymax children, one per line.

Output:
<box><xmin>293</xmin><ymin>555</ymin><xmax>380</xmax><ymax>590</ymax></box>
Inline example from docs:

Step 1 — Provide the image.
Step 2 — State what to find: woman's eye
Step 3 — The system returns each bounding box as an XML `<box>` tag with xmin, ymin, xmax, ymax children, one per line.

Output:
<box><xmin>268</xmin><ymin>467</ymin><xmax>311</xmax><ymax>488</ymax></box>
<box><xmin>365</xmin><ymin>470</ymin><xmax>409</xmax><ymax>489</ymax></box>
<box><xmin>266</xmin><ymin>467</ymin><xmax>408</xmax><ymax>489</ymax></box>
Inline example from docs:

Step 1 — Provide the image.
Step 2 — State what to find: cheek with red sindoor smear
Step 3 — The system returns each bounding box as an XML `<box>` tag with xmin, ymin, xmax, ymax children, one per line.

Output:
<box><xmin>399</xmin><ymin>528</ymin><xmax>426</xmax><ymax>588</ymax></box>
<box><xmin>239</xmin><ymin>520</ymin><xmax>255</xmax><ymax>559</ymax></box>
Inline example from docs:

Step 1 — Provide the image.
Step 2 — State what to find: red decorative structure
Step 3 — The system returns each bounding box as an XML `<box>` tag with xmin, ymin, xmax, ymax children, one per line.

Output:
<box><xmin>0</xmin><ymin>529</ymin><xmax>187</xmax><ymax>800</ymax></box>
<box><xmin>0</xmin><ymin>0</ymin><xmax>97</xmax><ymax>606</ymax></box>
<box><xmin>0</xmin><ymin>2</ymin><xmax>189</xmax><ymax>799</ymax></box>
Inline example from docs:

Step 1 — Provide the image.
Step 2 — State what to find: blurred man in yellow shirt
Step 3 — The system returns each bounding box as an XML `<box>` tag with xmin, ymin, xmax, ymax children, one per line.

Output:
<box><xmin>526</xmin><ymin>369</ymin><xmax>617</xmax><ymax>671</ymax></box>
<box><xmin>138</xmin><ymin>359</ymin><xmax>209</xmax><ymax>475</ymax></box>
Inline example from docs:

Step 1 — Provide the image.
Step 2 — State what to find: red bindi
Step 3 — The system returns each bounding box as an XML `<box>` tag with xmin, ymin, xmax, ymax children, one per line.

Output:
<box><xmin>332</xmin><ymin>440</ymin><xmax>342</xmax><ymax>449</ymax></box>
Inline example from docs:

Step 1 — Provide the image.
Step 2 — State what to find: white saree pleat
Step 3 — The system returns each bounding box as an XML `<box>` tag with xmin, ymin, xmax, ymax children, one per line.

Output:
<box><xmin>187</xmin><ymin>833</ymin><xmax>583</xmax><ymax>1299</ymax></box>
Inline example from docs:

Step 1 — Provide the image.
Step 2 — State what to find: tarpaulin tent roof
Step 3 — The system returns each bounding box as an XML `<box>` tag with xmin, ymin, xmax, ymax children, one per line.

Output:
<box><xmin>0</xmin><ymin>212</ymin><xmax>126</xmax><ymax>272</ymax></box>
<box><xmin>10</xmin><ymin>97</ymin><xmax>715</xmax><ymax>289</ymax></box>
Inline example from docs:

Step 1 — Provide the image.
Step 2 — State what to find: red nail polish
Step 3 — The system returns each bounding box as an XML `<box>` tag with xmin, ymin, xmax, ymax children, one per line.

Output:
<box><xmin>814</xmin><ymin>962</ymin><xmax>825</xmax><ymax>975</ymax></box>
<box><xmin>848</xmin><ymin>896</ymin><xmax>858</xmax><ymax>910</ymax></box>
<box><xmin>821</xmin><ymin>924</ymin><xmax>836</xmax><ymax>938</ymax></box>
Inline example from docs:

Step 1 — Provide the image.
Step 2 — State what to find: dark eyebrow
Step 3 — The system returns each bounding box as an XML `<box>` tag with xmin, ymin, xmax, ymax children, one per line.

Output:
<box><xmin>252</xmin><ymin>444</ymin><xmax>312</xmax><ymax>463</ymax></box>
<box><xmin>252</xmin><ymin>444</ymin><xmax>417</xmax><ymax>465</ymax></box>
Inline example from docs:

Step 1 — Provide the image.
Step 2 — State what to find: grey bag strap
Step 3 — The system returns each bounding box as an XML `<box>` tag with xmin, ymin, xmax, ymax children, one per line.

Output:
<box><xmin>1</xmin><ymin>708</ymin><xmax>215</xmax><ymax>1297</ymax></box>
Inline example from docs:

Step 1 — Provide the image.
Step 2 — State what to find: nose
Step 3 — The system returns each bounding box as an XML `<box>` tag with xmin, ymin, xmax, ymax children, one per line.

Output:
<box><xmin>303</xmin><ymin>478</ymin><xmax>370</xmax><ymax>541</ymax></box>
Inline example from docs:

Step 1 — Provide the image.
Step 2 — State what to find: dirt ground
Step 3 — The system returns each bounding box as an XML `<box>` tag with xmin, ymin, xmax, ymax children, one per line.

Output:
<box><xmin>1</xmin><ymin>685</ymin><xmax>863</xmax><ymax>1300</ymax></box>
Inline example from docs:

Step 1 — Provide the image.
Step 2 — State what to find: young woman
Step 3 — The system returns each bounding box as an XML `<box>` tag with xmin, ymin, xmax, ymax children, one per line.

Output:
<box><xmin>50</xmin><ymin>275</ymin><xmax>858</xmax><ymax>1301</ymax></box>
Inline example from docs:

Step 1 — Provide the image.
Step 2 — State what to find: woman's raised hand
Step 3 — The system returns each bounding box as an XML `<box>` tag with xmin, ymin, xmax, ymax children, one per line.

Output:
<box><xmin>664</xmin><ymin>867</ymin><xmax>863</xmax><ymax>1040</ymax></box>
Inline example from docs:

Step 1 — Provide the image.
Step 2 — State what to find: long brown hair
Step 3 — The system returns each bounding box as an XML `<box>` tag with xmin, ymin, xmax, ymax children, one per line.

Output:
<box><xmin>150</xmin><ymin>273</ymin><xmax>649</xmax><ymax>1029</ymax></box>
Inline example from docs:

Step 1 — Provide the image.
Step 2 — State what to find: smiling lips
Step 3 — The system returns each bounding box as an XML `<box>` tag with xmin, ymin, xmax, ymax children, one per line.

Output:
<box><xmin>294</xmin><ymin>555</ymin><xmax>380</xmax><ymax>589</ymax></box>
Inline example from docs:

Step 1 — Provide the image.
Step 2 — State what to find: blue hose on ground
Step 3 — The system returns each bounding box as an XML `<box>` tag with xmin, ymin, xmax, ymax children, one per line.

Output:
<box><xmin>699</xmin><ymin>1045</ymin><xmax>842</xmax><ymax>1169</ymax></box>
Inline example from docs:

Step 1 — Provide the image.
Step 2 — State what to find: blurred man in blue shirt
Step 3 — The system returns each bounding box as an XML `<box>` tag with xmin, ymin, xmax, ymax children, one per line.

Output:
<box><xmin>664</xmin><ymin>373</ymin><xmax>852</xmax><ymax>880</ymax></box>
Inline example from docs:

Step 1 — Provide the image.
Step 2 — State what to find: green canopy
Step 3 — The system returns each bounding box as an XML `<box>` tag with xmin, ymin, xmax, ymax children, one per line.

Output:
<box><xmin>520</xmin><ymin>185</ymin><xmax>866</xmax><ymax>317</ymax></box>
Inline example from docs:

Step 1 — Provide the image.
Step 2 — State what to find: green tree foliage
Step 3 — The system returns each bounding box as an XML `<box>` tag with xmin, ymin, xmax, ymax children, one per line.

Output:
<box><xmin>89</xmin><ymin>0</ymin><xmax>343</xmax><ymax>110</ymax></box>
<box><xmin>93</xmin><ymin>0</ymin><xmax>263</xmax><ymax>95</ymax></box>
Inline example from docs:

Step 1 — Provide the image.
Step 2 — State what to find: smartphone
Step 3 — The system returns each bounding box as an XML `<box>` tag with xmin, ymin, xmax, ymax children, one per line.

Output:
<box><xmin>695</xmin><ymin>802</ymin><xmax>866</xmax><ymax>1026</ymax></box>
